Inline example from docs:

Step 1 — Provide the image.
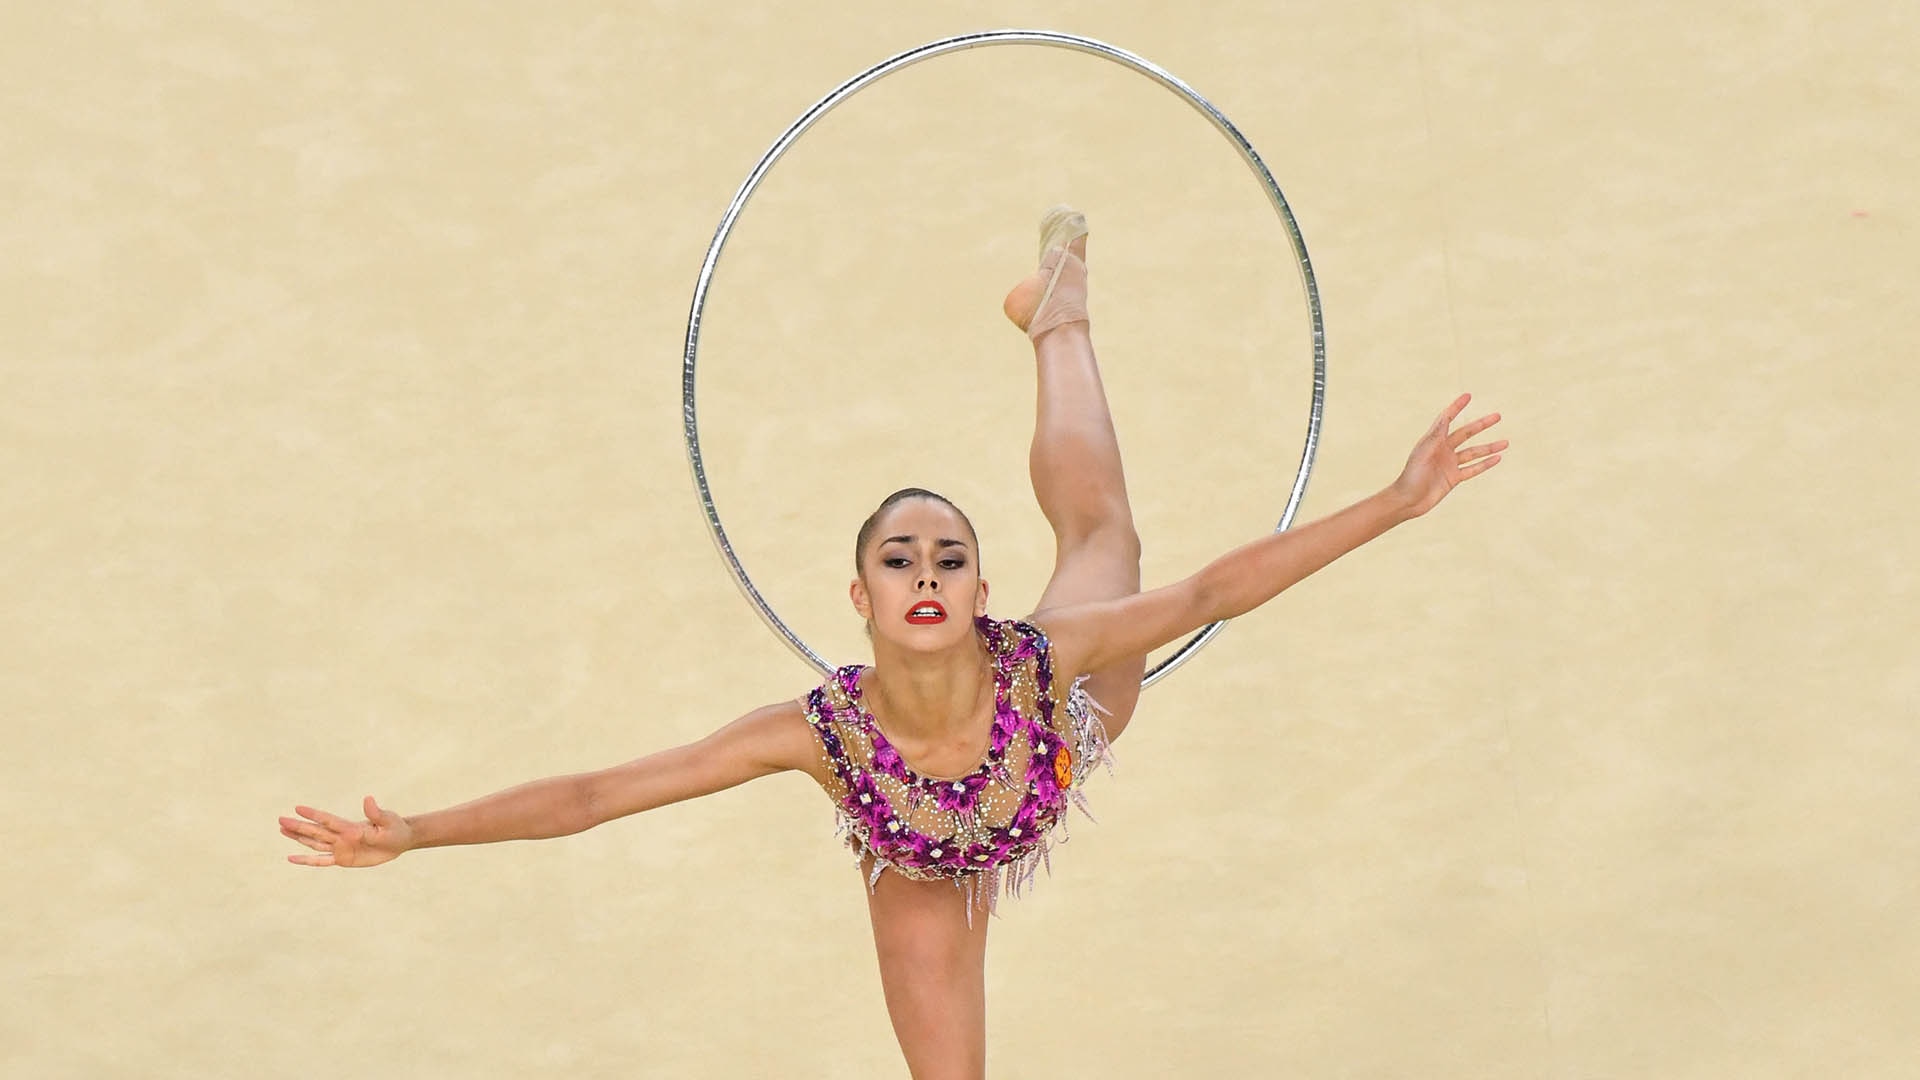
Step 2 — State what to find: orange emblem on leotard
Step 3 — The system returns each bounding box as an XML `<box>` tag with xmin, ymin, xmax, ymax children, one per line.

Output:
<box><xmin>1053</xmin><ymin>745</ymin><xmax>1073</xmax><ymax>788</ymax></box>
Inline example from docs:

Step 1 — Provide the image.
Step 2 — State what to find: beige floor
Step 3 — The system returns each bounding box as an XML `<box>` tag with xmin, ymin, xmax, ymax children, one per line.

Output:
<box><xmin>4</xmin><ymin>2</ymin><xmax>1915</xmax><ymax>1077</ymax></box>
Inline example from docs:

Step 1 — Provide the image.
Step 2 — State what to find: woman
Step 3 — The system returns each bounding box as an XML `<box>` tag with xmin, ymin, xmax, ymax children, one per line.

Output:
<box><xmin>278</xmin><ymin>207</ymin><xmax>1505</xmax><ymax>1079</ymax></box>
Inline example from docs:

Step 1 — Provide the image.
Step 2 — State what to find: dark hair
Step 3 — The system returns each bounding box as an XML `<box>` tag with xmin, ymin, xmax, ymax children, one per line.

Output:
<box><xmin>854</xmin><ymin>487</ymin><xmax>980</xmax><ymax>573</ymax></box>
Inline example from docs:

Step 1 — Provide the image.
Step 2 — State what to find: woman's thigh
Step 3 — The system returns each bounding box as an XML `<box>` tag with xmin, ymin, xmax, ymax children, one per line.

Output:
<box><xmin>1029</xmin><ymin>530</ymin><xmax>1145</xmax><ymax>741</ymax></box>
<box><xmin>862</xmin><ymin>864</ymin><xmax>991</xmax><ymax>1080</ymax></box>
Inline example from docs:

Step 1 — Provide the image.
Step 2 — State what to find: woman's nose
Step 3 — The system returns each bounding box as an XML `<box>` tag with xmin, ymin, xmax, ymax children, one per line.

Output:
<box><xmin>918</xmin><ymin>576</ymin><xmax>939</xmax><ymax>591</ymax></box>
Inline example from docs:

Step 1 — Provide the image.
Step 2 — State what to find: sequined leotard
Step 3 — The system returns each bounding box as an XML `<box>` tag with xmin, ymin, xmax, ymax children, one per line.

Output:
<box><xmin>803</xmin><ymin>616</ymin><xmax>1114</xmax><ymax>918</ymax></box>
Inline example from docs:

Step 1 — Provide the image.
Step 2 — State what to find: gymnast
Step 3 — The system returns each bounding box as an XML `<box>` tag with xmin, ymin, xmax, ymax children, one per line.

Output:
<box><xmin>278</xmin><ymin>207</ymin><xmax>1506</xmax><ymax>1079</ymax></box>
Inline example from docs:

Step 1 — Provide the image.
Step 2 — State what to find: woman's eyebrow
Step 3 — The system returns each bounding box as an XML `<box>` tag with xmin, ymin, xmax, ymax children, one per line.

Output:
<box><xmin>880</xmin><ymin>535</ymin><xmax>969</xmax><ymax>549</ymax></box>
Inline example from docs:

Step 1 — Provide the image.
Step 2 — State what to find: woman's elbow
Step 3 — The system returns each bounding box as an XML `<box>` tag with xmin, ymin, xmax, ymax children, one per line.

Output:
<box><xmin>1187</xmin><ymin>568</ymin><xmax>1230</xmax><ymax>627</ymax></box>
<box><xmin>577</xmin><ymin>772</ymin><xmax>619</xmax><ymax>831</ymax></box>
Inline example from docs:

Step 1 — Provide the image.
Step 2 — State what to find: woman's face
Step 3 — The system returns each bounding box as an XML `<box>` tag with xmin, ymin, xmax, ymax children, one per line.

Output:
<box><xmin>850</xmin><ymin>497</ymin><xmax>988</xmax><ymax>653</ymax></box>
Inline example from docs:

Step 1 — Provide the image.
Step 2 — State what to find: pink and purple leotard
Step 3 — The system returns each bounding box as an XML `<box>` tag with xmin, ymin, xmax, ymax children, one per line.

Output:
<box><xmin>802</xmin><ymin>616</ymin><xmax>1114</xmax><ymax>919</ymax></box>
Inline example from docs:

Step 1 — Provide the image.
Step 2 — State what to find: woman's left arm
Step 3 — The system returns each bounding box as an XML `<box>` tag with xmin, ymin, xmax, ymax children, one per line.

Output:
<box><xmin>1038</xmin><ymin>394</ymin><xmax>1505</xmax><ymax>679</ymax></box>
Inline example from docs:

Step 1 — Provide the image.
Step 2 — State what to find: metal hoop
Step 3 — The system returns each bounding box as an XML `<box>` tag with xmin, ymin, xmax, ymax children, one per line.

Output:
<box><xmin>683</xmin><ymin>29</ymin><xmax>1325</xmax><ymax>689</ymax></box>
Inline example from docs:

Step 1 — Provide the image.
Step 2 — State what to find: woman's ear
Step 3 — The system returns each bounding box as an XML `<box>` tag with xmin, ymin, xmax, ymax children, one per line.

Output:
<box><xmin>850</xmin><ymin>576</ymin><xmax>872</xmax><ymax>620</ymax></box>
<box><xmin>974</xmin><ymin>578</ymin><xmax>990</xmax><ymax>616</ymax></box>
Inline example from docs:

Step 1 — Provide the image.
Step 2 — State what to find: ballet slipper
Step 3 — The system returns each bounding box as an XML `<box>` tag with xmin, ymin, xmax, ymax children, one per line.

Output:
<box><xmin>1003</xmin><ymin>205</ymin><xmax>1090</xmax><ymax>340</ymax></box>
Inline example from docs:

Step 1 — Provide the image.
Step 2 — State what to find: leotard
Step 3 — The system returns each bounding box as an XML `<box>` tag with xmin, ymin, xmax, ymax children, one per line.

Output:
<box><xmin>802</xmin><ymin>616</ymin><xmax>1114</xmax><ymax>918</ymax></box>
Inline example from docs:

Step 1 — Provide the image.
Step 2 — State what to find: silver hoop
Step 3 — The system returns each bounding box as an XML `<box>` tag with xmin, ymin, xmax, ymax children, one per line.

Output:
<box><xmin>683</xmin><ymin>29</ymin><xmax>1325</xmax><ymax>689</ymax></box>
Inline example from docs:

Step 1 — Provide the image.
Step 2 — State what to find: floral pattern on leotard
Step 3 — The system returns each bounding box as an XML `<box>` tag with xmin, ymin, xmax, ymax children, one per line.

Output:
<box><xmin>802</xmin><ymin>616</ymin><xmax>1114</xmax><ymax>920</ymax></box>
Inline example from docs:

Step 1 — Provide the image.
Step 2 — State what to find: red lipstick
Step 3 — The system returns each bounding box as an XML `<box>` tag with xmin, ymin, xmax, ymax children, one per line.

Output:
<box><xmin>905</xmin><ymin>600</ymin><xmax>947</xmax><ymax>625</ymax></box>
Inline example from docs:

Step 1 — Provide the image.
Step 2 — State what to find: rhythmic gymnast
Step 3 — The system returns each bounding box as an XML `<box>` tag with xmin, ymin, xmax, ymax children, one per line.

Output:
<box><xmin>278</xmin><ymin>207</ymin><xmax>1506</xmax><ymax>1079</ymax></box>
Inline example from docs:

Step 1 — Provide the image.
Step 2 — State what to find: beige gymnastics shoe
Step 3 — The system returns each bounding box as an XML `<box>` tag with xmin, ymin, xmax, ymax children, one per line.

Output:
<box><xmin>1002</xmin><ymin>205</ymin><xmax>1090</xmax><ymax>340</ymax></box>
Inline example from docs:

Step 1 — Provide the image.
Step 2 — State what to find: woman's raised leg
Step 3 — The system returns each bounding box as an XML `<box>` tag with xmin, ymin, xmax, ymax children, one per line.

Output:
<box><xmin>1004</xmin><ymin>210</ymin><xmax>1146</xmax><ymax>741</ymax></box>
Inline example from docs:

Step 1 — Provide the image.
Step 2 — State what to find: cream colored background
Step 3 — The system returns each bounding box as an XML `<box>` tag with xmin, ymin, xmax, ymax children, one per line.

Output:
<box><xmin>4</xmin><ymin>2</ymin><xmax>1915</xmax><ymax>1077</ymax></box>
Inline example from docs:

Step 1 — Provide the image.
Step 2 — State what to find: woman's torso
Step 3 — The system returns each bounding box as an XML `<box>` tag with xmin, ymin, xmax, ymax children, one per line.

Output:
<box><xmin>801</xmin><ymin>616</ymin><xmax>1112</xmax><ymax>910</ymax></box>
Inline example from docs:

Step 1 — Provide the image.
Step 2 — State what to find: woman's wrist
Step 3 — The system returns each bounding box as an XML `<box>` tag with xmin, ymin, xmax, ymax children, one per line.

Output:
<box><xmin>400</xmin><ymin>812</ymin><xmax>434</xmax><ymax>850</ymax></box>
<box><xmin>1373</xmin><ymin>484</ymin><xmax>1423</xmax><ymax>525</ymax></box>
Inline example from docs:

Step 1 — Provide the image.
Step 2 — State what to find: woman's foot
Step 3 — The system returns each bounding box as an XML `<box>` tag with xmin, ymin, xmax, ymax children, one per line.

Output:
<box><xmin>1002</xmin><ymin>205</ymin><xmax>1090</xmax><ymax>340</ymax></box>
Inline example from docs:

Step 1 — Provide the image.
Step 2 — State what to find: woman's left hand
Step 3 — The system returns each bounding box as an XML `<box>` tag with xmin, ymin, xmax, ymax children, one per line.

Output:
<box><xmin>1391</xmin><ymin>393</ymin><xmax>1507</xmax><ymax>518</ymax></box>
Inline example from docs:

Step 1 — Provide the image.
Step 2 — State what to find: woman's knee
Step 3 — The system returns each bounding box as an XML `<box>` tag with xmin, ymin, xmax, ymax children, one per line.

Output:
<box><xmin>1056</xmin><ymin>517</ymin><xmax>1142</xmax><ymax>568</ymax></box>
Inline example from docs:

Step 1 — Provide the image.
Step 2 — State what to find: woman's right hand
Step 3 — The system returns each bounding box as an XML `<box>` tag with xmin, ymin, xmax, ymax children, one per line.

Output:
<box><xmin>1388</xmin><ymin>393</ymin><xmax>1506</xmax><ymax>519</ymax></box>
<box><xmin>279</xmin><ymin>796</ymin><xmax>414</xmax><ymax>868</ymax></box>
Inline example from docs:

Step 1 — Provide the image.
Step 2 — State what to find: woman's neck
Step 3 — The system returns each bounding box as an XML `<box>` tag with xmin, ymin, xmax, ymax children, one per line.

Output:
<box><xmin>866</xmin><ymin>628</ymin><xmax>993</xmax><ymax>744</ymax></box>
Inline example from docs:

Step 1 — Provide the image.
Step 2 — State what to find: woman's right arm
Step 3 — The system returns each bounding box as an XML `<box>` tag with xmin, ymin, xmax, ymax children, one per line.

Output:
<box><xmin>279</xmin><ymin>700</ymin><xmax>819</xmax><ymax>868</ymax></box>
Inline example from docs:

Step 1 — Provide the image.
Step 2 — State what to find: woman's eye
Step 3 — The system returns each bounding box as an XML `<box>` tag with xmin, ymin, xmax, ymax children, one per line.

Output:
<box><xmin>940</xmin><ymin>559</ymin><xmax>965</xmax><ymax>570</ymax></box>
<box><xmin>883</xmin><ymin>557</ymin><xmax>910</xmax><ymax>568</ymax></box>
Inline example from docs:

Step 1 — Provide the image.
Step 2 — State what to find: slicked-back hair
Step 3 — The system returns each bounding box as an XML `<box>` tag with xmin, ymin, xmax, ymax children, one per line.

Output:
<box><xmin>854</xmin><ymin>488</ymin><xmax>980</xmax><ymax>575</ymax></box>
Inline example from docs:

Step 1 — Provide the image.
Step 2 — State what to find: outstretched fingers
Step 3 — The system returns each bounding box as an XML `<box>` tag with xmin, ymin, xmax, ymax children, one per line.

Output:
<box><xmin>1429</xmin><ymin>393</ymin><xmax>1472</xmax><ymax>436</ymax></box>
<box><xmin>1456</xmin><ymin>439</ymin><xmax>1508</xmax><ymax>465</ymax></box>
<box><xmin>1456</xmin><ymin>439</ymin><xmax>1505</xmax><ymax>478</ymax></box>
<box><xmin>1448</xmin><ymin>411</ymin><xmax>1504</xmax><ymax>447</ymax></box>
<box><xmin>279</xmin><ymin>816</ymin><xmax>332</xmax><ymax>847</ymax></box>
<box><xmin>1458</xmin><ymin>454</ymin><xmax>1503</xmax><ymax>479</ymax></box>
<box><xmin>294</xmin><ymin>804</ymin><xmax>351</xmax><ymax>828</ymax></box>
<box><xmin>283</xmin><ymin>805</ymin><xmax>354</xmax><ymax>867</ymax></box>
<box><xmin>1395</xmin><ymin>393</ymin><xmax>1508</xmax><ymax>513</ymax></box>
<box><xmin>1438</xmin><ymin>395</ymin><xmax>1506</xmax><ymax>484</ymax></box>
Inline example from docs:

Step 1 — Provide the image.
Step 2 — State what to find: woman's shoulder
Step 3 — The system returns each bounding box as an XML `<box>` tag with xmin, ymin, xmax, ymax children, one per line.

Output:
<box><xmin>981</xmin><ymin>614</ymin><xmax>1050</xmax><ymax>649</ymax></box>
<box><xmin>692</xmin><ymin>697</ymin><xmax>832</xmax><ymax>787</ymax></box>
<box><xmin>981</xmin><ymin>616</ymin><xmax>1057</xmax><ymax>676</ymax></box>
<box><xmin>801</xmin><ymin>664</ymin><xmax>866</xmax><ymax>720</ymax></box>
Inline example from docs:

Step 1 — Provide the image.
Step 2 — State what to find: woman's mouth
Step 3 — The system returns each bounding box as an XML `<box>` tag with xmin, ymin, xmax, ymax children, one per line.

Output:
<box><xmin>905</xmin><ymin>600</ymin><xmax>947</xmax><ymax>625</ymax></box>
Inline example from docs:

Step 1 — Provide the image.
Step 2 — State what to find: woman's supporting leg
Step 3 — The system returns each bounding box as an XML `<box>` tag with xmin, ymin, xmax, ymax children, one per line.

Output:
<box><xmin>1009</xmin><ymin>224</ymin><xmax>1147</xmax><ymax>741</ymax></box>
<box><xmin>863</xmin><ymin>864</ymin><xmax>990</xmax><ymax>1080</ymax></box>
